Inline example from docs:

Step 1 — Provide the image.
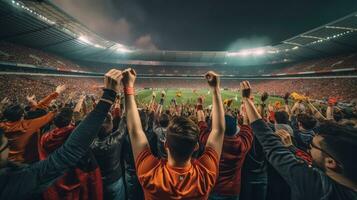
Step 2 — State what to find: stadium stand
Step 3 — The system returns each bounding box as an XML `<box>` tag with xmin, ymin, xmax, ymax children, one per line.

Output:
<box><xmin>0</xmin><ymin>0</ymin><xmax>357</xmax><ymax>200</ymax></box>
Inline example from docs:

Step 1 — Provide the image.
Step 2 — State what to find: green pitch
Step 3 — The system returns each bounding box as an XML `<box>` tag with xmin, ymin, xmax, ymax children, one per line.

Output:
<box><xmin>136</xmin><ymin>89</ymin><xmax>285</xmax><ymax>108</ymax></box>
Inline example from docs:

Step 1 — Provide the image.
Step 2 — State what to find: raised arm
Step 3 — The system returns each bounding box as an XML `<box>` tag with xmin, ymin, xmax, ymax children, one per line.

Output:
<box><xmin>306</xmin><ymin>100</ymin><xmax>327</xmax><ymax>120</ymax></box>
<box><xmin>29</xmin><ymin>69</ymin><xmax>121</xmax><ymax>187</ymax></box>
<box><xmin>122</xmin><ymin>68</ymin><xmax>149</xmax><ymax>160</ymax></box>
<box><xmin>35</xmin><ymin>85</ymin><xmax>66</xmax><ymax>109</ymax></box>
<box><xmin>240</xmin><ymin>81</ymin><xmax>322</xmax><ymax>198</ymax></box>
<box><xmin>73</xmin><ymin>95</ymin><xmax>86</xmax><ymax>123</ymax></box>
<box><xmin>204</xmin><ymin>71</ymin><xmax>225</xmax><ymax>159</ymax></box>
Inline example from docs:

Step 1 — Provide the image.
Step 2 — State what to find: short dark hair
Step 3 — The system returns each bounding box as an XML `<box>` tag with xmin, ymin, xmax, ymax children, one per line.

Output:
<box><xmin>317</xmin><ymin>121</ymin><xmax>357</xmax><ymax>183</ymax></box>
<box><xmin>54</xmin><ymin>107</ymin><xmax>73</xmax><ymax>128</ymax></box>
<box><xmin>297</xmin><ymin>113</ymin><xmax>317</xmax><ymax>130</ymax></box>
<box><xmin>159</xmin><ymin>114</ymin><xmax>170</xmax><ymax>128</ymax></box>
<box><xmin>3</xmin><ymin>104</ymin><xmax>24</xmax><ymax>122</ymax></box>
<box><xmin>166</xmin><ymin>116</ymin><xmax>199</xmax><ymax>162</ymax></box>
<box><xmin>275</xmin><ymin>111</ymin><xmax>289</xmax><ymax>125</ymax></box>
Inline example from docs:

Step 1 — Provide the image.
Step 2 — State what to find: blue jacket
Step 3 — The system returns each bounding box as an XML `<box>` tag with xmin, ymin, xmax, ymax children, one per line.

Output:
<box><xmin>0</xmin><ymin>89</ymin><xmax>116</xmax><ymax>200</ymax></box>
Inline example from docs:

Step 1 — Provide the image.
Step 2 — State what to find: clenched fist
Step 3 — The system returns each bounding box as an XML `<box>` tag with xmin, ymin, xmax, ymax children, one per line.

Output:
<box><xmin>122</xmin><ymin>68</ymin><xmax>136</xmax><ymax>87</ymax></box>
<box><xmin>240</xmin><ymin>81</ymin><xmax>251</xmax><ymax>98</ymax></box>
<box><xmin>104</xmin><ymin>69</ymin><xmax>122</xmax><ymax>92</ymax></box>
<box><xmin>205</xmin><ymin>71</ymin><xmax>220</xmax><ymax>89</ymax></box>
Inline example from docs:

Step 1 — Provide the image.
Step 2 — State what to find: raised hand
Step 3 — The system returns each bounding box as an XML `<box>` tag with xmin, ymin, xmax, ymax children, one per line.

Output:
<box><xmin>56</xmin><ymin>84</ymin><xmax>67</xmax><ymax>94</ymax></box>
<box><xmin>240</xmin><ymin>81</ymin><xmax>251</xmax><ymax>98</ymax></box>
<box><xmin>104</xmin><ymin>69</ymin><xmax>122</xmax><ymax>92</ymax></box>
<box><xmin>205</xmin><ymin>71</ymin><xmax>220</xmax><ymax>88</ymax></box>
<box><xmin>122</xmin><ymin>68</ymin><xmax>136</xmax><ymax>87</ymax></box>
<box><xmin>26</xmin><ymin>95</ymin><xmax>36</xmax><ymax>102</ymax></box>
<box><xmin>261</xmin><ymin>92</ymin><xmax>269</xmax><ymax>102</ymax></box>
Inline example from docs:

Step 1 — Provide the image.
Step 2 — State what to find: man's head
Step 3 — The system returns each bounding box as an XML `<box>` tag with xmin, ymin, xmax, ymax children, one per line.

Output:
<box><xmin>297</xmin><ymin>113</ymin><xmax>317</xmax><ymax>130</ymax></box>
<box><xmin>274</xmin><ymin>111</ymin><xmax>289</xmax><ymax>125</ymax></box>
<box><xmin>309</xmin><ymin>121</ymin><xmax>357</xmax><ymax>184</ymax></box>
<box><xmin>53</xmin><ymin>107</ymin><xmax>73</xmax><ymax>128</ymax></box>
<box><xmin>166</xmin><ymin>116</ymin><xmax>199</xmax><ymax>163</ymax></box>
<box><xmin>225</xmin><ymin>115</ymin><xmax>237</xmax><ymax>136</ymax></box>
<box><xmin>98</xmin><ymin>113</ymin><xmax>113</xmax><ymax>138</ymax></box>
<box><xmin>3</xmin><ymin>104</ymin><xmax>24</xmax><ymax>122</ymax></box>
<box><xmin>159</xmin><ymin>113</ymin><xmax>170</xmax><ymax>128</ymax></box>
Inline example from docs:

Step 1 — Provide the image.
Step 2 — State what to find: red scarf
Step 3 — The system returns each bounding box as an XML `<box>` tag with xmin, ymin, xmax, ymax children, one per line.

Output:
<box><xmin>39</xmin><ymin>125</ymin><xmax>103</xmax><ymax>200</ymax></box>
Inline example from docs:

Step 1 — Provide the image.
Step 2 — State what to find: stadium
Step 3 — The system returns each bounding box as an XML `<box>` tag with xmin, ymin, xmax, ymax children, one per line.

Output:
<box><xmin>0</xmin><ymin>0</ymin><xmax>357</xmax><ymax>200</ymax></box>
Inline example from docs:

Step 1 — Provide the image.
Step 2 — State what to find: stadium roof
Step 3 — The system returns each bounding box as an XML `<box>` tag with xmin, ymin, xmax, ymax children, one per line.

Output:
<box><xmin>1</xmin><ymin>0</ymin><xmax>357</xmax><ymax>67</ymax></box>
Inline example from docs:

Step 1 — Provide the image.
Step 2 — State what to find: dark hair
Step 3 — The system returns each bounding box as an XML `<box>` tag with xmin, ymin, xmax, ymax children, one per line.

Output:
<box><xmin>225</xmin><ymin>115</ymin><xmax>237</xmax><ymax>136</ymax></box>
<box><xmin>275</xmin><ymin>111</ymin><xmax>289</xmax><ymax>125</ymax></box>
<box><xmin>54</xmin><ymin>107</ymin><xmax>73</xmax><ymax>128</ymax></box>
<box><xmin>317</xmin><ymin>121</ymin><xmax>357</xmax><ymax>183</ymax></box>
<box><xmin>3</xmin><ymin>104</ymin><xmax>24</xmax><ymax>122</ymax></box>
<box><xmin>25</xmin><ymin>109</ymin><xmax>47</xmax><ymax>120</ymax></box>
<box><xmin>166</xmin><ymin>116</ymin><xmax>199</xmax><ymax>162</ymax></box>
<box><xmin>297</xmin><ymin>113</ymin><xmax>317</xmax><ymax>130</ymax></box>
<box><xmin>159</xmin><ymin>114</ymin><xmax>170</xmax><ymax>128</ymax></box>
<box><xmin>333</xmin><ymin>110</ymin><xmax>344</xmax><ymax>122</ymax></box>
<box><xmin>98</xmin><ymin>113</ymin><xmax>113</xmax><ymax>138</ymax></box>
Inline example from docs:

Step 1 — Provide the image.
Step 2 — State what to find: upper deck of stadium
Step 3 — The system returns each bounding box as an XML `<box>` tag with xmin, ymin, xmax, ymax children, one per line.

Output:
<box><xmin>1</xmin><ymin>0</ymin><xmax>357</xmax><ymax>67</ymax></box>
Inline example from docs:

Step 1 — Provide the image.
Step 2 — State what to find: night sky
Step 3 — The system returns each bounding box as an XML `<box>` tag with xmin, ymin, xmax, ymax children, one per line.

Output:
<box><xmin>52</xmin><ymin>0</ymin><xmax>357</xmax><ymax>51</ymax></box>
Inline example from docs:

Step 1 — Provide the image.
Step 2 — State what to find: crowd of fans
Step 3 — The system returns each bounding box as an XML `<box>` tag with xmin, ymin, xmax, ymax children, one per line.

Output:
<box><xmin>0</xmin><ymin>42</ymin><xmax>91</xmax><ymax>71</ymax></box>
<box><xmin>0</xmin><ymin>68</ymin><xmax>357</xmax><ymax>200</ymax></box>
<box><xmin>2</xmin><ymin>41</ymin><xmax>357</xmax><ymax>77</ymax></box>
<box><xmin>0</xmin><ymin>75</ymin><xmax>102</xmax><ymax>104</ymax></box>
<box><xmin>276</xmin><ymin>53</ymin><xmax>357</xmax><ymax>73</ymax></box>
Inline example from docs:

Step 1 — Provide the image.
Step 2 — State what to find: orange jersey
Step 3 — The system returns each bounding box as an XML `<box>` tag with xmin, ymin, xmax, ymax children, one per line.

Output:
<box><xmin>135</xmin><ymin>147</ymin><xmax>219</xmax><ymax>200</ymax></box>
<box><xmin>0</xmin><ymin>112</ymin><xmax>55</xmax><ymax>163</ymax></box>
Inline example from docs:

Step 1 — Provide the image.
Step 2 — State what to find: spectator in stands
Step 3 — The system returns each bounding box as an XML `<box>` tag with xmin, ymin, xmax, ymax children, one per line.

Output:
<box><xmin>39</xmin><ymin>106</ymin><xmax>103</xmax><ymax>200</ymax></box>
<box><xmin>241</xmin><ymin>80</ymin><xmax>357</xmax><ymax>200</ymax></box>
<box><xmin>0</xmin><ymin>69</ymin><xmax>121</xmax><ymax>200</ymax></box>
<box><xmin>91</xmin><ymin>113</ymin><xmax>126</xmax><ymax>200</ymax></box>
<box><xmin>123</xmin><ymin>68</ymin><xmax>225</xmax><ymax>199</ymax></box>
<box><xmin>120</xmin><ymin>110</ymin><xmax>156</xmax><ymax>200</ymax></box>
<box><xmin>153</xmin><ymin>113</ymin><xmax>170</xmax><ymax>158</ymax></box>
<box><xmin>291</xmin><ymin>113</ymin><xmax>317</xmax><ymax>152</ymax></box>
<box><xmin>0</xmin><ymin>85</ymin><xmax>66</xmax><ymax>164</ymax></box>
<box><xmin>200</xmin><ymin>110</ymin><xmax>253</xmax><ymax>200</ymax></box>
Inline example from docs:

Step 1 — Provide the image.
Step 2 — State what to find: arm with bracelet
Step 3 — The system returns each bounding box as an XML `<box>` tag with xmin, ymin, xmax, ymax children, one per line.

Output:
<box><xmin>122</xmin><ymin>68</ymin><xmax>149</xmax><ymax>160</ymax></box>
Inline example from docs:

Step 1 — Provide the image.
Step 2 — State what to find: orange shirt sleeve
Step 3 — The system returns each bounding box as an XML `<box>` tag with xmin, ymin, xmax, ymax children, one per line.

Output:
<box><xmin>135</xmin><ymin>147</ymin><xmax>160</xmax><ymax>172</ymax></box>
<box><xmin>197</xmin><ymin>146</ymin><xmax>219</xmax><ymax>186</ymax></box>
<box><xmin>135</xmin><ymin>147</ymin><xmax>160</xmax><ymax>182</ymax></box>
<box><xmin>34</xmin><ymin>92</ymin><xmax>59</xmax><ymax>109</ymax></box>
<box><xmin>24</xmin><ymin>112</ymin><xmax>56</xmax><ymax>134</ymax></box>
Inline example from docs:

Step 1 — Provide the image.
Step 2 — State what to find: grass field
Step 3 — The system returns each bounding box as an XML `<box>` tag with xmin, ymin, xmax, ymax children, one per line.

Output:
<box><xmin>136</xmin><ymin>89</ymin><xmax>285</xmax><ymax>108</ymax></box>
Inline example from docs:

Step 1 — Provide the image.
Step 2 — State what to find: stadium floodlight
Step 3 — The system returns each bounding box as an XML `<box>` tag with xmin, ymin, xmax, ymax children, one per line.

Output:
<box><xmin>252</xmin><ymin>48</ymin><xmax>265</xmax><ymax>56</ymax></box>
<box><xmin>116</xmin><ymin>47</ymin><xmax>132</xmax><ymax>53</ymax></box>
<box><xmin>78</xmin><ymin>35</ymin><xmax>92</xmax><ymax>44</ymax></box>
<box><xmin>78</xmin><ymin>35</ymin><xmax>106</xmax><ymax>49</ymax></box>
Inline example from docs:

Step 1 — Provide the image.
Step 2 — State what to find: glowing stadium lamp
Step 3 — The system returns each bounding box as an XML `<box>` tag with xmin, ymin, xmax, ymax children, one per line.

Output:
<box><xmin>252</xmin><ymin>49</ymin><xmax>265</xmax><ymax>56</ymax></box>
<box><xmin>78</xmin><ymin>35</ymin><xmax>92</xmax><ymax>44</ymax></box>
<box><xmin>116</xmin><ymin>47</ymin><xmax>132</xmax><ymax>53</ymax></box>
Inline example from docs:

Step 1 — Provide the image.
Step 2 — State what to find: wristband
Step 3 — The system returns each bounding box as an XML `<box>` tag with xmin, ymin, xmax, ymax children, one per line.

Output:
<box><xmin>124</xmin><ymin>87</ymin><xmax>135</xmax><ymax>95</ymax></box>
